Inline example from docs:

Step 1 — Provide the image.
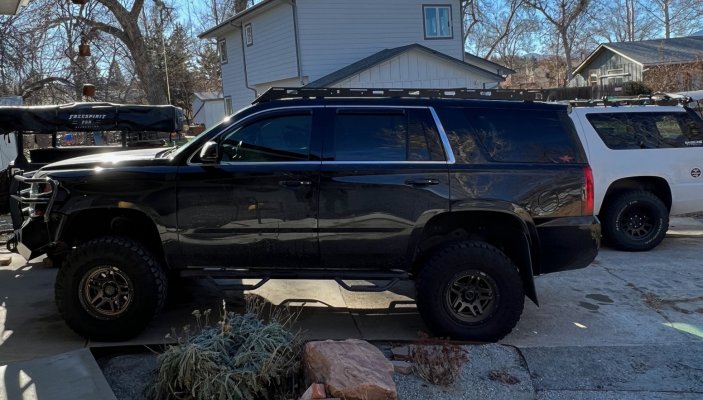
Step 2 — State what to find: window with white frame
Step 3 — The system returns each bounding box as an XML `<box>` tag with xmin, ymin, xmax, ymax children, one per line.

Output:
<box><xmin>423</xmin><ymin>5</ymin><xmax>452</xmax><ymax>39</ymax></box>
<box><xmin>224</xmin><ymin>96</ymin><xmax>233</xmax><ymax>116</ymax></box>
<box><xmin>218</xmin><ymin>39</ymin><xmax>228</xmax><ymax>64</ymax></box>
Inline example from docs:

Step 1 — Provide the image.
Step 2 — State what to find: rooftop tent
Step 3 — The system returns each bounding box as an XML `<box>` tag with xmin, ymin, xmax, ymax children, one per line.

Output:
<box><xmin>0</xmin><ymin>103</ymin><xmax>184</xmax><ymax>135</ymax></box>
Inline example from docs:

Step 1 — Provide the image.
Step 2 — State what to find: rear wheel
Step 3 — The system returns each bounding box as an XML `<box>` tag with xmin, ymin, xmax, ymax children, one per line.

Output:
<box><xmin>601</xmin><ymin>190</ymin><xmax>668</xmax><ymax>251</ymax></box>
<box><xmin>55</xmin><ymin>236</ymin><xmax>167</xmax><ymax>341</ymax></box>
<box><xmin>415</xmin><ymin>240</ymin><xmax>524</xmax><ymax>342</ymax></box>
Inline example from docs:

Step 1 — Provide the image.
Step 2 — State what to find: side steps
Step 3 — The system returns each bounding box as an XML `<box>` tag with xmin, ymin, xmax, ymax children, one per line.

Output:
<box><xmin>179</xmin><ymin>268</ymin><xmax>410</xmax><ymax>292</ymax></box>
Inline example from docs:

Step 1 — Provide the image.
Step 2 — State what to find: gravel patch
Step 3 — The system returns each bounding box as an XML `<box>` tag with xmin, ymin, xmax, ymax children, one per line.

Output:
<box><xmin>101</xmin><ymin>353</ymin><xmax>159</xmax><ymax>400</ymax></box>
<box><xmin>393</xmin><ymin>344</ymin><xmax>535</xmax><ymax>400</ymax></box>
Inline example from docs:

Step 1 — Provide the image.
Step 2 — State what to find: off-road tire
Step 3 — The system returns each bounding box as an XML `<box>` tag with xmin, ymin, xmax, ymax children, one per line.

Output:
<box><xmin>601</xmin><ymin>190</ymin><xmax>668</xmax><ymax>252</ymax></box>
<box><xmin>55</xmin><ymin>236</ymin><xmax>168</xmax><ymax>341</ymax></box>
<box><xmin>415</xmin><ymin>240</ymin><xmax>524</xmax><ymax>342</ymax></box>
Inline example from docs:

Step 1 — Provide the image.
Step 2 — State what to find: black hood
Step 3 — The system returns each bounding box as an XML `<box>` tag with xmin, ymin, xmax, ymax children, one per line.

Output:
<box><xmin>41</xmin><ymin>147</ymin><xmax>169</xmax><ymax>171</ymax></box>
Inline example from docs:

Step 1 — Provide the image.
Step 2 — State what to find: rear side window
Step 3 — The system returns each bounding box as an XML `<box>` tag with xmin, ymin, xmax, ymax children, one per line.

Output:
<box><xmin>327</xmin><ymin>108</ymin><xmax>446</xmax><ymax>162</ymax></box>
<box><xmin>436</xmin><ymin>107</ymin><xmax>583</xmax><ymax>163</ymax></box>
<box><xmin>587</xmin><ymin>112</ymin><xmax>703</xmax><ymax>149</ymax></box>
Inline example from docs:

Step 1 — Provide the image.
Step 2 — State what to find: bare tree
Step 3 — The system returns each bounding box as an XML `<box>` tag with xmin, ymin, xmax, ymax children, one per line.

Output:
<box><xmin>592</xmin><ymin>0</ymin><xmax>658</xmax><ymax>43</ymax></box>
<box><xmin>464</xmin><ymin>0</ymin><xmax>540</xmax><ymax>64</ymax></box>
<box><xmin>71</xmin><ymin>0</ymin><xmax>168</xmax><ymax>104</ymax></box>
<box><xmin>639</xmin><ymin>0</ymin><xmax>703</xmax><ymax>39</ymax></box>
<box><xmin>526</xmin><ymin>0</ymin><xmax>592</xmax><ymax>83</ymax></box>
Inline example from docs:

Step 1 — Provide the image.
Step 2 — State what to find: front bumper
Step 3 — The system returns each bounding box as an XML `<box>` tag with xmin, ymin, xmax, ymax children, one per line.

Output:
<box><xmin>9</xmin><ymin>173</ymin><xmax>62</xmax><ymax>260</ymax></box>
<box><xmin>535</xmin><ymin>216</ymin><xmax>601</xmax><ymax>275</ymax></box>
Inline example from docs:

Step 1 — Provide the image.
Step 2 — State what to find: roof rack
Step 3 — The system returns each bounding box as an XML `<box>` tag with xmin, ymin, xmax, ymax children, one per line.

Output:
<box><xmin>568</xmin><ymin>94</ymin><xmax>688</xmax><ymax>108</ymax></box>
<box><xmin>254</xmin><ymin>87</ymin><xmax>544</xmax><ymax>103</ymax></box>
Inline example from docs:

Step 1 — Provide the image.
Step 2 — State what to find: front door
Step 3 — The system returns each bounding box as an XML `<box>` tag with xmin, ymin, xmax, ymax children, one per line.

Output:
<box><xmin>177</xmin><ymin>109</ymin><xmax>320</xmax><ymax>268</ymax></box>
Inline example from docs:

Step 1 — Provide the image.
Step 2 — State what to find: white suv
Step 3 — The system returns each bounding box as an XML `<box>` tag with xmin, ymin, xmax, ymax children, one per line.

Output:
<box><xmin>570</xmin><ymin>105</ymin><xmax>703</xmax><ymax>251</ymax></box>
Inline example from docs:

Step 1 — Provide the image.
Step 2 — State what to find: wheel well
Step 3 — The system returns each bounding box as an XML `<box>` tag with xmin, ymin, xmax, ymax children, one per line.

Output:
<box><xmin>414</xmin><ymin>211</ymin><xmax>538</xmax><ymax>303</ymax></box>
<box><xmin>58</xmin><ymin>209</ymin><xmax>167</xmax><ymax>268</ymax></box>
<box><xmin>602</xmin><ymin>177</ymin><xmax>672</xmax><ymax>212</ymax></box>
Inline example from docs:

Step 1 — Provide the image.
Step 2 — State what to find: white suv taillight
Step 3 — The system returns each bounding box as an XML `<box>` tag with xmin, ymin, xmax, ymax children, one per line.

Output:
<box><xmin>583</xmin><ymin>165</ymin><xmax>594</xmax><ymax>215</ymax></box>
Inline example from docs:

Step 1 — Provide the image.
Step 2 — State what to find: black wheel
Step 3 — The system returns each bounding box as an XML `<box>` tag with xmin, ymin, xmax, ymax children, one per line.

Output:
<box><xmin>415</xmin><ymin>240</ymin><xmax>524</xmax><ymax>342</ymax></box>
<box><xmin>55</xmin><ymin>236</ymin><xmax>168</xmax><ymax>341</ymax></box>
<box><xmin>601</xmin><ymin>190</ymin><xmax>668</xmax><ymax>251</ymax></box>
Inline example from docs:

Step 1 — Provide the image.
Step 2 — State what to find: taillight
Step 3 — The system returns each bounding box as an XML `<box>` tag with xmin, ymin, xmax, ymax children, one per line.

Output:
<box><xmin>583</xmin><ymin>165</ymin><xmax>594</xmax><ymax>215</ymax></box>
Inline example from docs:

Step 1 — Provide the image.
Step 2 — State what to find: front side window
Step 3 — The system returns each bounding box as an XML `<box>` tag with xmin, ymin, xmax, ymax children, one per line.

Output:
<box><xmin>327</xmin><ymin>109</ymin><xmax>446</xmax><ymax>162</ymax></box>
<box><xmin>587</xmin><ymin>112</ymin><xmax>703</xmax><ymax>149</ymax></box>
<box><xmin>220</xmin><ymin>113</ymin><xmax>312</xmax><ymax>162</ymax></box>
<box><xmin>424</xmin><ymin>5</ymin><xmax>452</xmax><ymax>39</ymax></box>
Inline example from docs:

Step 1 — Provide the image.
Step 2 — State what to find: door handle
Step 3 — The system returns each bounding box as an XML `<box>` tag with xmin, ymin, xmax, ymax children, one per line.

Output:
<box><xmin>405</xmin><ymin>178</ymin><xmax>440</xmax><ymax>186</ymax></box>
<box><xmin>279</xmin><ymin>180</ymin><xmax>312</xmax><ymax>188</ymax></box>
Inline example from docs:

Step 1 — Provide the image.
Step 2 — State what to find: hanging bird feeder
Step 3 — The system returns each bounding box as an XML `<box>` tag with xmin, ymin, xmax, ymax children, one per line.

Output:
<box><xmin>78</xmin><ymin>43</ymin><xmax>91</xmax><ymax>57</ymax></box>
<box><xmin>82</xmin><ymin>84</ymin><xmax>96</xmax><ymax>97</ymax></box>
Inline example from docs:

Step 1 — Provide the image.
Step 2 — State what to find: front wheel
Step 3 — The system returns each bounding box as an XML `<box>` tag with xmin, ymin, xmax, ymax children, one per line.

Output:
<box><xmin>415</xmin><ymin>240</ymin><xmax>524</xmax><ymax>342</ymax></box>
<box><xmin>55</xmin><ymin>236</ymin><xmax>168</xmax><ymax>341</ymax></box>
<box><xmin>601</xmin><ymin>190</ymin><xmax>668</xmax><ymax>252</ymax></box>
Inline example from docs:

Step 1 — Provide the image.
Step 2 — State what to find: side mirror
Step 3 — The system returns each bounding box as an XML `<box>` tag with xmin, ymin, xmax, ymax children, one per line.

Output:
<box><xmin>200</xmin><ymin>141</ymin><xmax>219</xmax><ymax>163</ymax></box>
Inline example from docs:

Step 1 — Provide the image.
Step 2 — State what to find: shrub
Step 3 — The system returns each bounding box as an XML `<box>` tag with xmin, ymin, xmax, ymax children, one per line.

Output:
<box><xmin>411</xmin><ymin>333</ymin><xmax>468</xmax><ymax>386</ymax></box>
<box><xmin>148</xmin><ymin>298</ymin><xmax>301</xmax><ymax>400</ymax></box>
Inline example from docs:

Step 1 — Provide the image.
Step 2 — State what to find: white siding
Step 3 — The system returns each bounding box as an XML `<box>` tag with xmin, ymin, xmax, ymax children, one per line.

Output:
<box><xmin>192</xmin><ymin>100</ymin><xmax>226</xmax><ymax>129</ymax></box>
<box><xmin>242</xmin><ymin>2</ymin><xmax>299</xmax><ymax>85</ymax></box>
<box><xmin>331</xmin><ymin>49</ymin><xmax>501</xmax><ymax>89</ymax></box>
<box><xmin>296</xmin><ymin>0</ymin><xmax>462</xmax><ymax>82</ymax></box>
<box><xmin>220</xmin><ymin>29</ymin><xmax>255</xmax><ymax>112</ymax></box>
<box><xmin>254</xmin><ymin>77</ymin><xmax>305</xmax><ymax>95</ymax></box>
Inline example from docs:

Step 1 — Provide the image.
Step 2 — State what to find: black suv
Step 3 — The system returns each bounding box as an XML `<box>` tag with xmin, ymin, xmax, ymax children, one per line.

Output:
<box><xmin>12</xmin><ymin>88</ymin><xmax>600</xmax><ymax>342</ymax></box>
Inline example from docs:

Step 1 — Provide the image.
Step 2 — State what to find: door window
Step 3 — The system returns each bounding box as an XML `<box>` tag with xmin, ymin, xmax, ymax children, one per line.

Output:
<box><xmin>220</xmin><ymin>113</ymin><xmax>312</xmax><ymax>162</ymax></box>
<box><xmin>328</xmin><ymin>109</ymin><xmax>446</xmax><ymax>162</ymax></box>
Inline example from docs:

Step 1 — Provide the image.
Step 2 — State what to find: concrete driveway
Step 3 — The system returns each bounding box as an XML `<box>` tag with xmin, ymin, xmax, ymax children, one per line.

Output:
<box><xmin>1</xmin><ymin>221</ymin><xmax>702</xmax><ymax>364</ymax></box>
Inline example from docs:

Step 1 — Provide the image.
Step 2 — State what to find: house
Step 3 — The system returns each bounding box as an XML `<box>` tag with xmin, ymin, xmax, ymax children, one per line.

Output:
<box><xmin>191</xmin><ymin>92</ymin><xmax>225</xmax><ymax>128</ymax></box>
<box><xmin>569</xmin><ymin>35</ymin><xmax>703</xmax><ymax>93</ymax></box>
<box><xmin>0</xmin><ymin>0</ymin><xmax>29</xmax><ymax>15</ymax></box>
<box><xmin>200</xmin><ymin>0</ymin><xmax>511</xmax><ymax>112</ymax></box>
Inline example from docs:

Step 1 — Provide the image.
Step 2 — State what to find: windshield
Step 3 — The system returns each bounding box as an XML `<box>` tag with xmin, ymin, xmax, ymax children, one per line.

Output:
<box><xmin>170</xmin><ymin>115</ymin><xmax>236</xmax><ymax>159</ymax></box>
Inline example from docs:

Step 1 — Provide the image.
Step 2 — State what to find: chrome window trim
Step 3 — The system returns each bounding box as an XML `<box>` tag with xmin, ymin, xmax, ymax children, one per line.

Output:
<box><xmin>429</xmin><ymin>106</ymin><xmax>456</xmax><ymax>164</ymax></box>
<box><xmin>321</xmin><ymin>161</ymin><xmax>447</xmax><ymax>165</ymax></box>
<box><xmin>187</xmin><ymin>104</ymin><xmax>455</xmax><ymax>165</ymax></box>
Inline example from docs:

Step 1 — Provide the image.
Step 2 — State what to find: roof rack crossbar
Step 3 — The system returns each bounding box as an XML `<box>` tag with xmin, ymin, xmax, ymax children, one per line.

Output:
<box><xmin>254</xmin><ymin>87</ymin><xmax>543</xmax><ymax>103</ymax></box>
<box><xmin>568</xmin><ymin>94</ymin><xmax>689</xmax><ymax>108</ymax></box>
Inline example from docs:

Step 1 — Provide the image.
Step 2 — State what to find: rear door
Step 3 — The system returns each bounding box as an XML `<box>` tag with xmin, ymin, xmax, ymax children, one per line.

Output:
<box><xmin>317</xmin><ymin>106</ymin><xmax>451</xmax><ymax>269</ymax></box>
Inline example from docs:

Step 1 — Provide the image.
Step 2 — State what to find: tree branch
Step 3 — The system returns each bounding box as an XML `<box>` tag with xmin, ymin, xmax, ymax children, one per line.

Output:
<box><xmin>20</xmin><ymin>76</ymin><xmax>75</xmax><ymax>98</ymax></box>
<box><xmin>74</xmin><ymin>16</ymin><xmax>128</xmax><ymax>44</ymax></box>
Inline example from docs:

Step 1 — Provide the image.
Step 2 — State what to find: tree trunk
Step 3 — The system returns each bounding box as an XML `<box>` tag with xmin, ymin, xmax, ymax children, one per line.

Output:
<box><xmin>663</xmin><ymin>0</ymin><xmax>671</xmax><ymax>38</ymax></box>
<box><xmin>235</xmin><ymin>0</ymin><xmax>247</xmax><ymax>13</ymax></box>
<box><xmin>560</xmin><ymin>29</ymin><xmax>573</xmax><ymax>86</ymax></box>
<box><xmin>94</xmin><ymin>0</ymin><xmax>168</xmax><ymax>104</ymax></box>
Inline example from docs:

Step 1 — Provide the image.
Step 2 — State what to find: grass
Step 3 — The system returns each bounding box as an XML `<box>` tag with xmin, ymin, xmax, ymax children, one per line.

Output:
<box><xmin>148</xmin><ymin>297</ymin><xmax>302</xmax><ymax>400</ymax></box>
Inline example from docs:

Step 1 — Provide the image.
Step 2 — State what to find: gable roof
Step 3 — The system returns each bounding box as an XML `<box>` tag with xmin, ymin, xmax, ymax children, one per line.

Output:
<box><xmin>574</xmin><ymin>36</ymin><xmax>703</xmax><ymax>75</ymax></box>
<box><xmin>200</xmin><ymin>0</ymin><xmax>279</xmax><ymax>39</ymax></box>
<box><xmin>306</xmin><ymin>44</ymin><xmax>505</xmax><ymax>88</ymax></box>
<box><xmin>464</xmin><ymin>52</ymin><xmax>516</xmax><ymax>75</ymax></box>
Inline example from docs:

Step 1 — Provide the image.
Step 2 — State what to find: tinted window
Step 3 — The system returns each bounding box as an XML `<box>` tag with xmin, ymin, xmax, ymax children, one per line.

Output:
<box><xmin>220</xmin><ymin>113</ymin><xmax>311</xmax><ymax>162</ymax></box>
<box><xmin>587</xmin><ymin>112</ymin><xmax>703</xmax><ymax>149</ymax></box>
<box><xmin>329</xmin><ymin>109</ymin><xmax>446</xmax><ymax>162</ymax></box>
<box><xmin>436</xmin><ymin>107</ymin><xmax>582</xmax><ymax>163</ymax></box>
